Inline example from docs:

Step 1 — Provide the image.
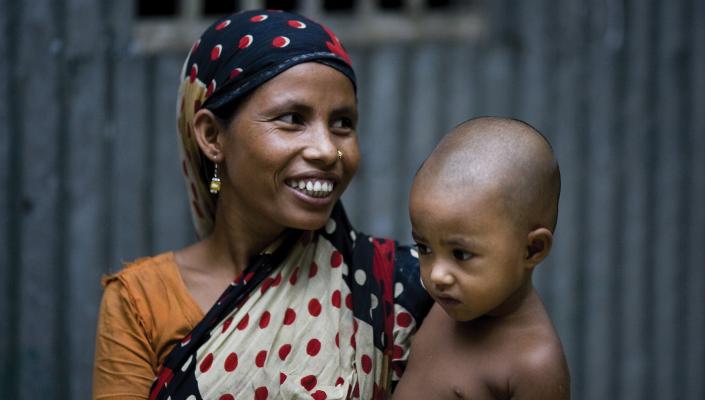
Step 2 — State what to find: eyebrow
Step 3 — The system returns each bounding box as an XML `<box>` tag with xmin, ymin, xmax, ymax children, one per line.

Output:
<box><xmin>411</xmin><ymin>231</ymin><xmax>481</xmax><ymax>249</ymax></box>
<box><xmin>442</xmin><ymin>235</ymin><xmax>482</xmax><ymax>249</ymax></box>
<box><xmin>268</xmin><ymin>96</ymin><xmax>357</xmax><ymax>115</ymax></box>
<box><xmin>330</xmin><ymin>105</ymin><xmax>358</xmax><ymax>118</ymax></box>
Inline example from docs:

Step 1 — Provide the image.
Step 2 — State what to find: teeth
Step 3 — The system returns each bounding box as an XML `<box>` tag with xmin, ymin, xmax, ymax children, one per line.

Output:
<box><xmin>286</xmin><ymin>179</ymin><xmax>335</xmax><ymax>197</ymax></box>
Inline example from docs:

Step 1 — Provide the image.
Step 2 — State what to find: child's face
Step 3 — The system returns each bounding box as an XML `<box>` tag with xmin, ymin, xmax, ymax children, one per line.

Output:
<box><xmin>409</xmin><ymin>183</ymin><xmax>530</xmax><ymax>322</ymax></box>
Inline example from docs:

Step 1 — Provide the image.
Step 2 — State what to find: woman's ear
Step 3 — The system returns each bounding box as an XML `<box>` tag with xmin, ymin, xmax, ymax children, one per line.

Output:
<box><xmin>525</xmin><ymin>227</ymin><xmax>553</xmax><ymax>269</ymax></box>
<box><xmin>193</xmin><ymin>108</ymin><xmax>225</xmax><ymax>162</ymax></box>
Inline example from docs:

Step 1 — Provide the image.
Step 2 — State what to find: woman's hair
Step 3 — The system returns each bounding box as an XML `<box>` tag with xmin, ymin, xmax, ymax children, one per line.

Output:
<box><xmin>177</xmin><ymin>9</ymin><xmax>357</xmax><ymax>238</ymax></box>
<box><xmin>210</xmin><ymin>96</ymin><xmax>245</xmax><ymax>127</ymax></box>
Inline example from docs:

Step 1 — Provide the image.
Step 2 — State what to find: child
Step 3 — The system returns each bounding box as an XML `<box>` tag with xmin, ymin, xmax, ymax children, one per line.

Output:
<box><xmin>393</xmin><ymin>117</ymin><xmax>570</xmax><ymax>399</ymax></box>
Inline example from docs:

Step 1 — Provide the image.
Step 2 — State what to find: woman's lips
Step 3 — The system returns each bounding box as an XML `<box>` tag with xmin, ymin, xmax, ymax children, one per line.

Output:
<box><xmin>284</xmin><ymin>177</ymin><xmax>338</xmax><ymax>208</ymax></box>
<box><xmin>285</xmin><ymin>178</ymin><xmax>336</xmax><ymax>198</ymax></box>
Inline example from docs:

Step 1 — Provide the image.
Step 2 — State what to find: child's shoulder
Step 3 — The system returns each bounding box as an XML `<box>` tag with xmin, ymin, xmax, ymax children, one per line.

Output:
<box><xmin>501</xmin><ymin>322</ymin><xmax>570</xmax><ymax>399</ymax></box>
<box><xmin>511</xmin><ymin>326</ymin><xmax>567</xmax><ymax>369</ymax></box>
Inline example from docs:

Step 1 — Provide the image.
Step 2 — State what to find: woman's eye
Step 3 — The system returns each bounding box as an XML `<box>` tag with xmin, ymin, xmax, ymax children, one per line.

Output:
<box><xmin>414</xmin><ymin>242</ymin><xmax>431</xmax><ymax>256</ymax></box>
<box><xmin>331</xmin><ymin>117</ymin><xmax>355</xmax><ymax>132</ymax></box>
<box><xmin>277</xmin><ymin>113</ymin><xmax>304</xmax><ymax>125</ymax></box>
<box><xmin>452</xmin><ymin>249</ymin><xmax>472</xmax><ymax>261</ymax></box>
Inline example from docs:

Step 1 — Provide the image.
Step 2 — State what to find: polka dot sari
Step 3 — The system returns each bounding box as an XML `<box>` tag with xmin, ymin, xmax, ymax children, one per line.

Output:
<box><xmin>149</xmin><ymin>204</ymin><xmax>431</xmax><ymax>399</ymax></box>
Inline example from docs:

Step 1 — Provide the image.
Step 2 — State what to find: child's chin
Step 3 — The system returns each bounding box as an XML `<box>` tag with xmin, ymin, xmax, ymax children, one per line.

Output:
<box><xmin>437</xmin><ymin>303</ymin><xmax>475</xmax><ymax>322</ymax></box>
<box><xmin>452</xmin><ymin>314</ymin><xmax>476</xmax><ymax>322</ymax></box>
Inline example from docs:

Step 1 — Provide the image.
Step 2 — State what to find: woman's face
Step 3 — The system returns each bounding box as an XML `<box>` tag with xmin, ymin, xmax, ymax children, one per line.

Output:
<box><xmin>217</xmin><ymin>62</ymin><xmax>360</xmax><ymax>233</ymax></box>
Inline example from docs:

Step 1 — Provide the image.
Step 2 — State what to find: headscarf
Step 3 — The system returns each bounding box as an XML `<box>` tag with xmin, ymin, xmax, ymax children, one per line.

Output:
<box><xmin>177</xmin><ymin>9</ymin><xmax>356</xmax><ymax>238</ymax></box>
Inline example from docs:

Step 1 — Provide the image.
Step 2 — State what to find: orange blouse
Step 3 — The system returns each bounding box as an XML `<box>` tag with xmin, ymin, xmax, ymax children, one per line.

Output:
<box><xmin>92</xmin><ymin>252</ymin><xmax>203</xmax><ymax>399</ymax></box>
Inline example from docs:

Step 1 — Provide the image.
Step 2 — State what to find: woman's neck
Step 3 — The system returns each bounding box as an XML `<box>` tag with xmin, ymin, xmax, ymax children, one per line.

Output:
<box><xmin>205</xmin><ymin>197</ymin><xmax>286</xmax><ymax>277</ymax></box>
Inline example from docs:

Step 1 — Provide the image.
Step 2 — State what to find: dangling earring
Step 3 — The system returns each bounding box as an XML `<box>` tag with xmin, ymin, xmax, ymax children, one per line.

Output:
<box><xmin>209</xmin><ymin>163</ymin><xmax>221</xmax><ymax>194</ymax></box>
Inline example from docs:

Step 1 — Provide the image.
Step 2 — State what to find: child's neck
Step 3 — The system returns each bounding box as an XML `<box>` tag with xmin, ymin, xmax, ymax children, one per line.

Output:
<box><xmin>476</xmin><ymin>279</ymin><xmax>539</xmax><ymax>324</ymax></box>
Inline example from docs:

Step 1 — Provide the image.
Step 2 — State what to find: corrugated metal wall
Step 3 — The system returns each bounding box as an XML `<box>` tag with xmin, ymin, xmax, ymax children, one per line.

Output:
<box><xmin>2</xmin><ymin>0</ymin><xmax>704</xmax><ymax>399</ymax></box>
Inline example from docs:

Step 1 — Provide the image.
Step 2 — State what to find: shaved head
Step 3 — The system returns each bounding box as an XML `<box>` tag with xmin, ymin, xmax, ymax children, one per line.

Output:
<box><xmin>415</xmin><ymin>116</ymin><xmax>561</xmax><ymax>232</ymax></box>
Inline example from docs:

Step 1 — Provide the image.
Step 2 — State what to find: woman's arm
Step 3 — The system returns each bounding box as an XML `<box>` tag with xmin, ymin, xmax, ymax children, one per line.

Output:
<box><xmin>93</xmin><ymin>279</ymin><xmax>156</xmax><ymax>400</ymax></box>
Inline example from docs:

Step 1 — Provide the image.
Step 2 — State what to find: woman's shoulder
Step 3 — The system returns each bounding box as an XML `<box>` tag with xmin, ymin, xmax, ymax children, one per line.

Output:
<box><xmin>100</xmin><ymin>252</ymin><xmax>201</xmax><ymax>339</ymax></box>
<box><xmin>100</xmin><ymin>252</ymin><xmax>188</xmax><ymax>322</ymax></box>
<box><xmin>102</xmin><ymin>252</ymin><xmax>179</xmax><ymax>289</ymax></box>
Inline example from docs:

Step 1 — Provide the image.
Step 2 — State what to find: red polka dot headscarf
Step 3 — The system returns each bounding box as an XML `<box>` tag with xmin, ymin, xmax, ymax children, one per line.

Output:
<box><xmin>177</xmin><ymin>9</ymin><xmax>356</xmax><ymax>238</ymax></box>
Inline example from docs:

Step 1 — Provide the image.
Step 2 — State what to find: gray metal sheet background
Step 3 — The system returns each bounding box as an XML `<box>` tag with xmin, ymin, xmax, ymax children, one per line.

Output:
<box><xmin>1</xmin><ymin>0</ymin><xmax>704</xmax><ymax>399</ymax></box>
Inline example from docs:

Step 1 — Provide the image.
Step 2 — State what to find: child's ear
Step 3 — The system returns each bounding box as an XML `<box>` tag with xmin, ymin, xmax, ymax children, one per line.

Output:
<box><xmin>193</xmin><ymin>108</ymin><xmax>226</xmax><ymax>162</ymax></box>
<box><xmin>525</xmin><ymin>227</ymin><xmax>553</xmax><ymax>268</ymax></box>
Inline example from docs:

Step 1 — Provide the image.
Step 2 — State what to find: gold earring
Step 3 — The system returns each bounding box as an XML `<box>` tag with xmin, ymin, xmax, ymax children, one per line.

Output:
<box><xmin>209</xmin><ymin>163</ymin><xmax>221</xmax><ymax>194</ymax></box>
<box><xmin>337</xmin><ymin>149</ymin><xmax>343</xmax><ymax>160</ymax></box>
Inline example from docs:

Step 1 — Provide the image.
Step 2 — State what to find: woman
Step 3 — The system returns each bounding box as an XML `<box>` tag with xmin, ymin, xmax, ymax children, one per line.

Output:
<box><xmin>93</xmin><ymin>9</ymin><xmax>431</xmax><ymax>400</ymax></box>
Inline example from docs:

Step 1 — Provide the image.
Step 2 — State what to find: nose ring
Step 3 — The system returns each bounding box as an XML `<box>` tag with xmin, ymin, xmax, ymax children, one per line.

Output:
<box><xmin>337</xmin><ymin>149</ymin><xmax>344</xmax><ymax>161</ymax></box>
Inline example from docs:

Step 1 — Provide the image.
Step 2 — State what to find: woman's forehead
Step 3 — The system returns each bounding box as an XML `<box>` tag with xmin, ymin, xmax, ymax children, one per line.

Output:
<box><xmin>244</xmin><ymin>63</ymin><xmax>356</xmax><ymax>106</ymax></box>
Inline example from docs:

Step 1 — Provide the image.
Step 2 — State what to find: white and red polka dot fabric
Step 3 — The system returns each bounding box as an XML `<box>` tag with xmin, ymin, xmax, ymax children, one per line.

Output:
<box><xmin>149</xmin><ymin>205</ymin><xmax>432</xmax><ymax>399</ymax></box>
<box><xmin>193</xmin><ymin>237</ymin><xmax>359</xmax><ymax>399</ymax></box>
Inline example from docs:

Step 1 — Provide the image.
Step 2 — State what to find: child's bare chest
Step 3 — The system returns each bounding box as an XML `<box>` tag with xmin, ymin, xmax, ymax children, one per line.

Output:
<box><xmin>394</xmin><ymin>315</ymin><xmax>513</xmax><ymax>399</ymax></box>
<box><xmin>433</xmin><ymin>336</ymin><xmax>511</xmax><ymax>399</ymax></box>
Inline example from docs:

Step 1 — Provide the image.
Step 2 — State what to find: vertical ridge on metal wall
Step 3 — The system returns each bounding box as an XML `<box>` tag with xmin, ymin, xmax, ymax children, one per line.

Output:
<box><xmin>608</xmin><ymin>0</ymin><xmax>628</xmax><ymax>397</ymax></box>
<box><xmin>143</xmin><ymin>56</ymin><xmax>158</xmax><ymax>255</ymax></box>
<box><xmin>443</xmin><ymin>43</ymin><xmax>476</xmax><ymax>134</ymax></box>
<box><xmin>685</xmin><ymin>2</ymin><xmax>705</xmax><ymax>398</ymax></box>
<box><xmin>52</xmin><ymin>0</ymin><xmax>69</xmax><ymax>397</ymax></box>
<box><xmin>550</xmin><ymin>1</ymin><xmax>589</xmax><ymax>399</ymax></box>
<box><xmin>14</xmin><ymin>0</ymin><xmax>63</xmax><ymax>397</ymax></box>
<box><xmin>111</xmin><ymin>0</ymin><xmax>143</xmax><ymax>273</ymax></box>
<box><xmin>641</xmin><ymin>0</ymin><xmax>660</xmax><ymax>395</ymax></box>
<box><xmin>619</xmin><ymin>0</ymin><xmax>650</xmax><ymax>398</ymax></box>
<box><xmin>654</xmin><ymin>0</ymin><xmax>689</xmax><ymax>398</ymax></box>
<box><xmin>113</xmin><ymin>37</ymin><xmax>149</xmax><ymax>269</ymax></box>
<box><xmin>61</xmin><ymin>0</ymin><xmax>114</xmax><ymax>396</ymax></box>
<box><xmin>357</xmin><ymin>45</ymin><xmax>407</xmax><ymax>236</ymax></box>
<box><xmin>401</xmin><ymin>43</ymin><xmax>444</xmax><ymax>242</ymax></box>
<box><xmin>583</xmin><ymin>2</ymin><xmax>622</xmax><ymax>399</ymax></box>
<box><xmin>152</xmin><ymin>55</ymin><xmax>194</xmax><ymax>253</ymax></box>
<box><xmin>568</xmin><ymin>3</ymin><xmax>591</xmax><ymax>398</ymax></box>
<box><xmin>1</xmin><ymin>0</ymin><xmax>21</xmax><ymax>398</ymax></box>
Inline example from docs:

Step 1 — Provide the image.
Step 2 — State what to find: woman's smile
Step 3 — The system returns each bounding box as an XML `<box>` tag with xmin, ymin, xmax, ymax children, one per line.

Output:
<box><xmin>285</xmin><ymin>178</ymin><xmax>336</xmax><ymax>198</ymax></box>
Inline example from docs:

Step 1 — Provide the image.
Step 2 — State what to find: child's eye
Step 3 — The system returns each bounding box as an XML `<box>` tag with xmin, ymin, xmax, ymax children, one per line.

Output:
<box><xmin>452</xmin><ymin>249</ymin><xmax>472</xmax><ymax>261</ymax></box>
<box><xmin>414</xmin><ymin>242</ymin><xmax>431</xmax><ymax>256</ymax></box>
